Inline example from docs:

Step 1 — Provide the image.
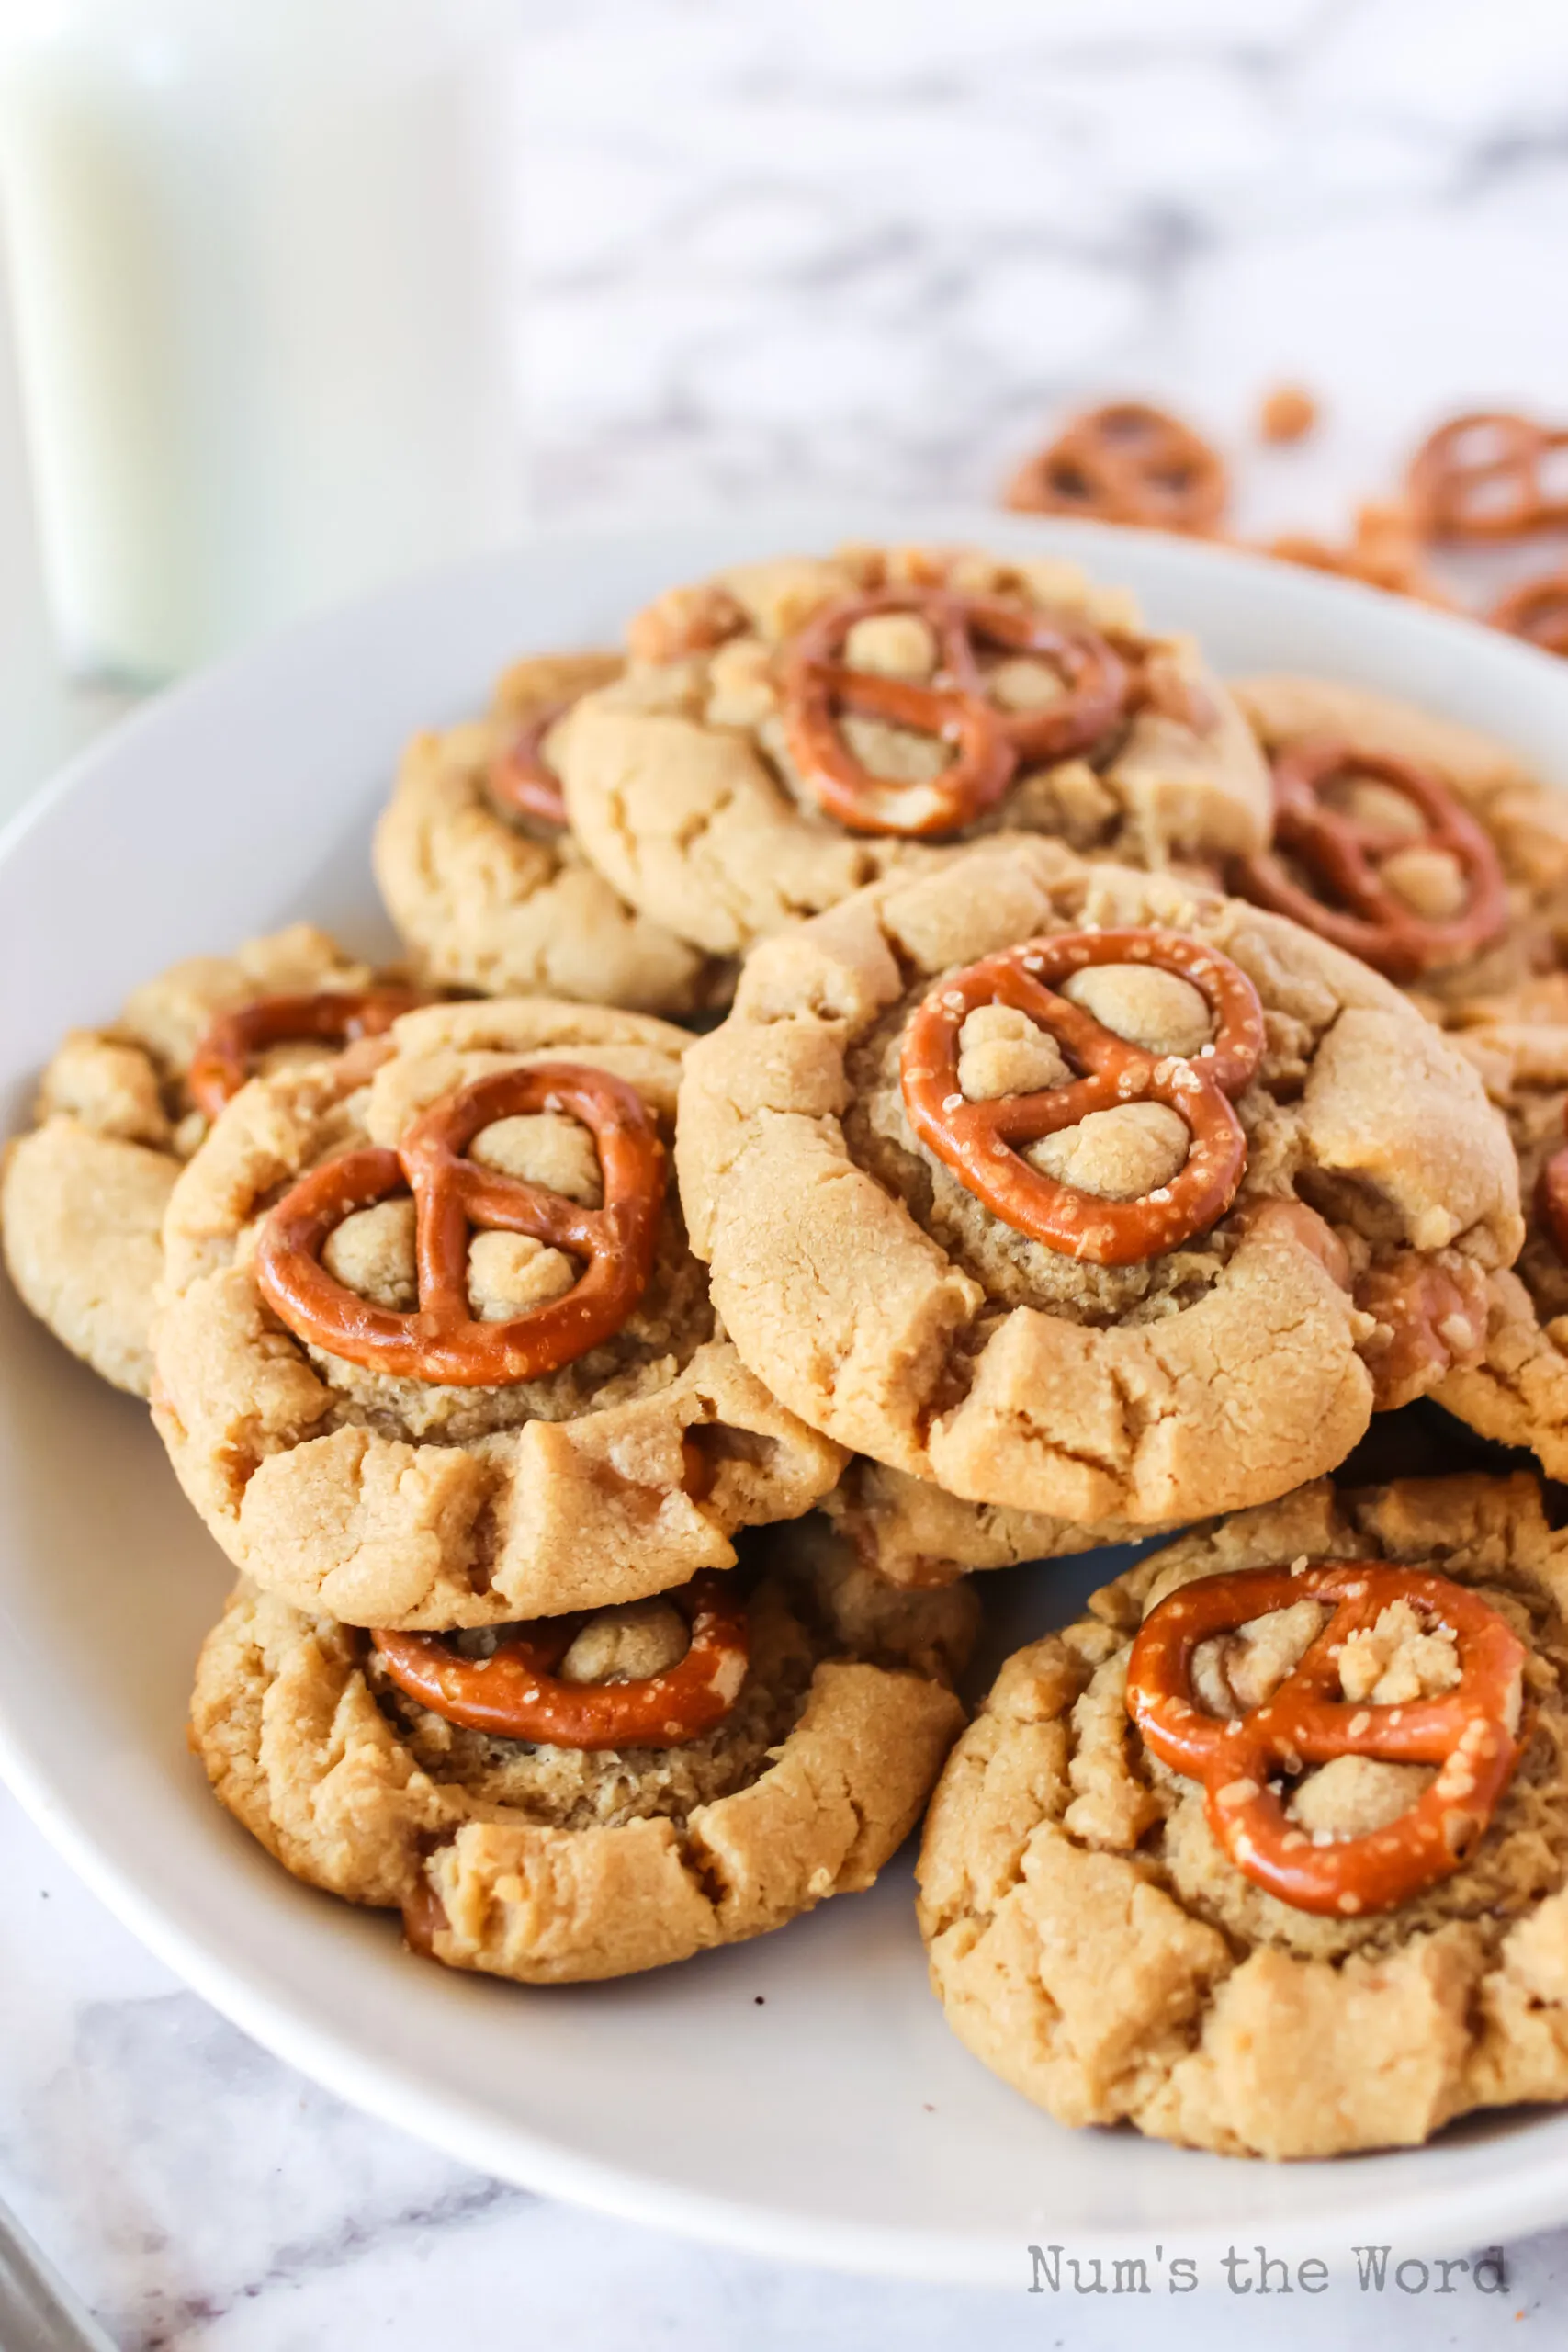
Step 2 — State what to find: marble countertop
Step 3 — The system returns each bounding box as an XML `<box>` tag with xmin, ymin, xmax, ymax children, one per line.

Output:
<box><xmin>7</xmin><ymin>1</ymin><xmax>1568</xmax><ymax>2343</ymax></box>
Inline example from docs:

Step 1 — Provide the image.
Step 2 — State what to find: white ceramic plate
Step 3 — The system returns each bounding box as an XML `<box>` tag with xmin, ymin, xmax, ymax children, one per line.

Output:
<box><xmin>5</xmin><ymin>510</ymin><xmax>1568</xmax><ymax>2286</ymax></box>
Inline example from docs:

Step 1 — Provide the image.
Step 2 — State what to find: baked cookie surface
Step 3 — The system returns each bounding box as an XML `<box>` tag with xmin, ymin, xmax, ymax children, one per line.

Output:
<box><xmin>918</xmin><ymin>1472</ymin><xmax>1568</xmax><ymax>2158</ymax></box>
<box><xmin>558</xmin><ymin>545</ymin><xmax>1270</xmax><ymax>959</ymax></box>
<box><xmin>677</xmin><ymin>838</ymin><xmax>1520</xmax><ymax>1525</ymax></box>
<box><xmin>192</xmin><ymin>1526</ymin><xmax>975</xmax><ymax>1984</ymax></box>
<box><xmin>1438</xmin><ymin>993</ymin><xmax>1568</xmax><ymax>1476</ymax></box>
<box><xmin>1234</xmin><ymin>674</ymin><xmax>1568</xmax><ymax>1006</ymax></box>
<box><xmin>1</xmin><ymin>923</ymin><xmax>375</xmax><ymax>1395</ymax></box>
<box><xmin>820</xmin><ymin>1456</ymin><xmax>1151</xmax><ymax>1589</ymax></box>
<box><xmin>373</xmin><ymin>651</ymin><xmax>724</xmax><ymax>1012</ymax></box>
<box><xmin>152</xmin><ymin>998</ymin><xmax>844</xmax><ymax>1627</ymax></box>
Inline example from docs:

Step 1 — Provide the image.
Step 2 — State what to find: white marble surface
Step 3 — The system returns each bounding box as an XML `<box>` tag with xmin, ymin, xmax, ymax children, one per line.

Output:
<box><xmin>9</xmin><ymin>0</ymin><xmax>1568</xmax><ymax>2343</ymax></box>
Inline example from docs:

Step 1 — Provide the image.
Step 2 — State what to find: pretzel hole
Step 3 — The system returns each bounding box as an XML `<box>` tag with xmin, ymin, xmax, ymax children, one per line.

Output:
<box><xmin>985</xmin><ymin>654</ymin><xmax>1067</xmax><ymax>712</ymax></box>
<box><xmin>1190</xmin><ymin>1600</ymin><xmax>1326</xmax><ymax>1718</ymax></box>
<box><xmin>955</xmin><ymin>1004</ymin><xmax>1071</xmax><ymax>1100</ymax></box>
<box><xmin>1046</xmin><ymin>458</ymin><xmax>1095</xmax><ymax>502</ymax></box>
<box><xmin>840</xmin><ymin>715</ymin><xmax>952</xmax><ymax>786</ymax></box>
<box><xmin>841</xmin><ymin>612</ymin><xmax>937</xmax><ymax>679</ymax></box>
<box><xmin>1444</xmin><ymin>421</ymin><xmax>1518</xmax><ymax>471</ymax></box>
<box><xmin>469</xmin><ymin>1112</ymin><xmax>602</xmax><ymax>1204</ymax></box>
<box><xmin>468</xmin><ymin>1233</ymin><xmax>579</xmax><ymax>1319</ymax></box>
<box><xmin>1060</xmin><ymin>963</ymin><xmax>1213</xmax><ymax>1059</ymax></box>
<box><xmin>1287</xmin><ymin>1755</ymin><xmax>1435</xmax><ymax>1840</ymax></box>
<box><xmin>1338</xmin><ymin>1597</ymin><xmax>1462</xmax><ymax>1706</ymax></box>
<box><xmin>1024</xmin><ymin>1101</ymin><xmax>1190</xmax><ymax>1201</ymax></box>
<box><xmin>1461</xmin><ymin>473</ymin><xmax>1529</xmax><ymax>522</ymax></box>
<box><xmin>322</xmin><ymin>1200</ymin><xmax>419</xmax><ymax>1310</ymax></box>
<box><xmin>1318</xmin><ymin>773</ymin><xmax>1427</xmax><ymax>836</ymax></box>
<box><xmin>558</xmin><ymin>1597</ymin><xmax>690</xmax><ymax>1687</ymax></box>
<box><xmin>1378</xmin><ymin>845</ymin><xmax>1469</xmax><ymax>922</ymax></box>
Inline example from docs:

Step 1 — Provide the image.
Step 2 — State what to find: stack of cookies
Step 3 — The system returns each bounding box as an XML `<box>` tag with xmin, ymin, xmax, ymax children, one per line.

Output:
<box><xmin>8</xmin><ymin>539</ymin><xmax>1568</xmax><ymax>2162</ymax></box>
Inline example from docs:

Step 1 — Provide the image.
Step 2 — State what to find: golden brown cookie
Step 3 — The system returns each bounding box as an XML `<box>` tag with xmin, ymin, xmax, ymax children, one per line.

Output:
<box><xmin>677</xmin><ymin>839</ymin><xmax>1521</xmax><ymax>1526</ymax></box>
<box><xmin>1234</xmin><ymin>675</ymin><xmax>1568</xmax><ymax>1006</ymax></box>
<box><xmin>372</xmin><ymin>650</ymin><xmax>727</xmax><ymax>1012</ymax></box>
<box><xmin>1436</xmin><ymin>1000</ymin><xmax>1568</xmax><ymax>1475</ymax></box>
<box><xmin>919</xmin><ymin>1472</ymin><xmax>1568</xmax><ymax>2159</ymax></box>
<box><xmin>191</xmin><ymin>1526</ymin><xmax>975</xmax><ymax>1984</ymax></box>
<box><xmin>820</xmin><ymin>1456</ymin><xmax>1150</xmax><ymax>1589</ymax></box>
<box><xmin>0</xmin><ymin>924</ymin><xmax>377</xmax><ymax>1396</ymax></box>
<box><xmin>152</xmin><ymin>998</ymin><xmax>845</xmax><ymax>1626</ymax></box>
<box><xmin>558</xmin><ymin>545</ymin><xmax>1270</xmax><ymax>960</ymax></box>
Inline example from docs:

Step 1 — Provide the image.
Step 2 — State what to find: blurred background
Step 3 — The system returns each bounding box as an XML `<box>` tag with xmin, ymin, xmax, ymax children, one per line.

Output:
<box><xmin>6</xmin><ymin>2</ymin><xmax>1568</xmax><ymax>2344</ymax></box>
<box><xmin>6</xmin><ymin>0</ymin><xmax>1568</xmax><ymax>804</ymax></box>
<box><xmin>515</xmin><ymin>0</ymin><xmax>1566</xmax><ymax>535</ymax></box>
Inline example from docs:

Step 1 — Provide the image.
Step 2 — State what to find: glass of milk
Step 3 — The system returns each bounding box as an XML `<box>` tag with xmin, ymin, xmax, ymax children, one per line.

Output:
<box><xmin>0</xmin><ymin>0</ymin><xmax>520</xmax><ymax>681</ymax></box>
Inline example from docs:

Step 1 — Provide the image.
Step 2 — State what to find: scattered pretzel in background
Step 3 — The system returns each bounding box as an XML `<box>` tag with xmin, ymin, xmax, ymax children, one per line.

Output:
<box><xmin>1005</xmin><ymin>402</ymin><xmax>1229</xmax><ymax>536</ymax></box>
<box><xmin>1407</xmin><ymin>412</ymin><xmax>1568</xmax><ymax>542</ymax></box>
<box><xmin>1000</xmin><ymin>394</ymin><xmax>1568</xmax><ymax>657</ymax></box>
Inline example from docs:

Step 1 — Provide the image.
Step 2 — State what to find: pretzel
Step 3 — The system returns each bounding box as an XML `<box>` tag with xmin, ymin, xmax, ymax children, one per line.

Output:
<box><xmin>1229</xmin><ymin>737</ymin><xmax>1507</xmax><ymax>982</ymax></box>
<box><xmin>899</xmin><ymin>929</ymin><xmax>1264</xmax><ymax>1264</ymax></box>
<box><xmin>255</xmin><ymin>1062</ymin><xmax>665</xmax><ymax>1385</ymax></box>
<box><xmin>1490</xmin><ymin>571</ymin><xmax>1568</xmax><ymax>659</ymax></box>
<box><xmin>187</xmin><ymin>988</ymin><xmax>431</xmax><ymax>1121</ymax></box>
<box><xmin>1538</xmin><ymin>1107</ymin><xmax>1568</xmax><ymax>1262</ymax></box>
<box><xmin>780</xmin><ymin>588</ymin><xmax>1129</xmax><ymax>837</ymax></box>
<box><xmin>372</xmin><ymin>1572</ymin><xmax>750</xmax><ymax>1749</ymax></box>
<box><xmin>1407</xmin><ymin>411</ymin><xmax>1568</xmax><ymax>541</ymax></box>
<box><xmin>1125</xmin><ymin>1561</ymin><xmax>1526</xmax><ymax>1917</ymax></box>
<box><xmin>487</xmin><ymin>698</ymin><xmax>576</xmax><ymax>829</ymax></box>
<box><xmin>1266</xmin><ymin>502</ymin><xmax>1451</xmax><ymax>608</ymax></box>
<box><xmin>1005</xmin><ymin>403</ymin><xmax>1228</xmax><ymax>535</ymax></box>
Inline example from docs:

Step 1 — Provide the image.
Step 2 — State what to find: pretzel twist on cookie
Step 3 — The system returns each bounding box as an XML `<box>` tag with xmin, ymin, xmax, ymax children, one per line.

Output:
<box><xmin>899</xmin><ymin>929</ymin><xmax>1264</xmax><ymax>1265</ymax></box>
<box><xmin>1537</xmin><ymin>1106</ymin><xmax>1568</xmax><ymax>1263</ymax></box>
<box><xmin>780</xmin><ymin>588</ymin><xmax>1129</xmax><ymax>838</ymax></box>
<box><xmin>487</xmin><ymin>697</ymin><xmax>577</xmax><ymax>829</ymax></box>
<box><xmin>372</xmin><ymin>1573</ymin><xmax>750</xmax><ymax>1749</ymax></box>
<box><xmin>255</xmin><ymin>1062</ymin><xmax>666</xmax><ymax>1385</ymax></box>
<box><xmin>1229</xmin><ymin>737</ymin><xmax>1507</xmax><ymax>982</ymax></box>
<box><xmin>187</xmin><ymin>988</ymin><xmax>432</xmax><ymax>1121</ymax></box>
<box><xmin>1125</xmin><ymin>1562</ymin><xmax>1527</xmax><ymax>1917</ymax></box>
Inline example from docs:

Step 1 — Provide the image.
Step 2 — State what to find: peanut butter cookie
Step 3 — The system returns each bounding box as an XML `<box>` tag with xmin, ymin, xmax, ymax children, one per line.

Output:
<box><xmin>152</xmin><ymin>999</ymin><xmax>844</xmax><ymax>1627</ymax></box>
<box><xmin>558</xmin><ymin>545</ymin><xmax>1270</xmax><ymax>959</ymax></box>
<box><xmin>919</xmin><ymin>1472</ymin><xmax>1568</xmax><ymax>2159</ymax></box>
<box><xmin>1234</xmin><ymin>674</ymin><xmax>1568</xmax><ymax>1005</ymax></box>
<box><xmin>373</xmin><ymin>650</ymin><xmax>727</xmax><ymax>1012</ymax></box>
<box><xmin>192</xmin><ymin>1526</ymin><xmax>974</xmax><ymax>1984</ymax></box>
<box><xmin>1</xmin><ymin>924</ymin><xmax>380</xmax><ymax>1395</ymax></box>
<box><xmin>820</xmin><ymin>1456</ymin><xmax>1150</xmax><ymax>1589</ymax></box>
<box><xmin>1437</xmin><ymin>989</ymin><xmax>1568</xmax><ymax>1476</ymax></box>
<box><xmin>677</xmin><ymin>839</ymin><xmax>1521</xmax><ymax>1525</ymax></box>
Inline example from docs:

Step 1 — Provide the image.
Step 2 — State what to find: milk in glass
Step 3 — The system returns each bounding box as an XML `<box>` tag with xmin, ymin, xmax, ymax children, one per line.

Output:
<box><xmin>0</xmin><ymin>0</ymin><xmax>518</xmax><ymax>679</ymax></box>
